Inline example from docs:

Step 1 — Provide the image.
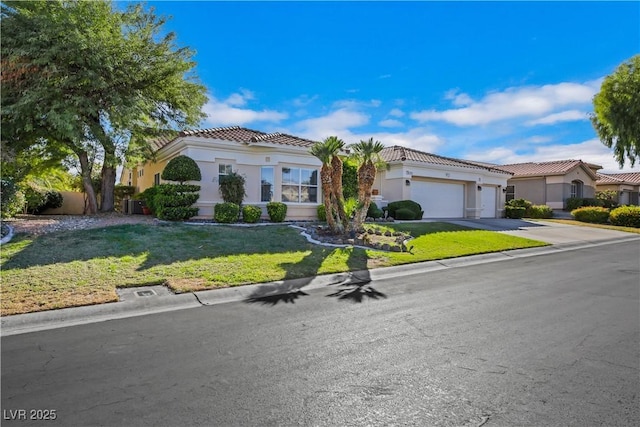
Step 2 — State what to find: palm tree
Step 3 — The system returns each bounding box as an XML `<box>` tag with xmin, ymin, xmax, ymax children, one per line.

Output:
<box><xmin>326</xmin><ymin>136</ymin><xmax>350</xmax><ymax>232</ymax></box>
<box><xmin>350</xmin><ymin>137</ymin><xmax>385</xmax><ymax>229</ymax></box>
<box><xmin>310</xmin><ymin>138</ymin><xmax>340</xmax><ymax>233</ymax></box>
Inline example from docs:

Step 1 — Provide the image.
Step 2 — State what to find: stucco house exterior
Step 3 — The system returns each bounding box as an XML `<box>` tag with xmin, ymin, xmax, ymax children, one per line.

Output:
<box><xmin>120</xmin><ymin>126</ymin><xmax>511</xmax><ymax>219</ymax></box>
<box><xmin>596</xmin><ymin>172</ymin><xmax>640</xmax><ymax>206</ymax></box>
<box><xmin>497</xmin><ymin>160</ymin><xmax>602</xmax><ymax>210</ymax></box>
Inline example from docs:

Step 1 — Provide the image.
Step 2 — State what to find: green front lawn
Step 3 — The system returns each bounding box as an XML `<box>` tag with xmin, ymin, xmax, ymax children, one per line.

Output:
<box><xmin>0</xmin><ymin>222</ymin><xmax>546</xmax><ymax>315</ymax></box>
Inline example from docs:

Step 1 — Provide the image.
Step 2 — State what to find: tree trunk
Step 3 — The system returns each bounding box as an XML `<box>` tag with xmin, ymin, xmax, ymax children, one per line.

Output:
<box><xmin>77</xmin><ymin>150</ymin><xmax>98</xmax><ymax>214</ymax></box>
<box><xmin>321</xmin><ymin>165</ymin><xmax>338</xmax><ymax>233</ymax></box>
<box><xmin>100</xmin><ymin>162</ymin><xmax>117</xmax><ymax>212</ymax></box>
<box><xmin>355</xmin><ymin>162</ymin><xmax>376</xmax><ymax>229</ymax></box>
<box><xmin>330</xmin><ymin>155</ymin><xmax>349</xmax><ymax>231</ymax></box>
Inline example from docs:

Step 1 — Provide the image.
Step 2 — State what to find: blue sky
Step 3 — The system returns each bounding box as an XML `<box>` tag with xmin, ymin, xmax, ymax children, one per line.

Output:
<box><xmin>138</xmin><ymin>1</ymin><xmax>638</xmax><ymax>173</ymax></box>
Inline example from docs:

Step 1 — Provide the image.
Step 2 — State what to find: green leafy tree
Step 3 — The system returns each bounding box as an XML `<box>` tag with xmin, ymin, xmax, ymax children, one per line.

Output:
<box><xmin>591</xmin><ymin>55</ymin><xmax>640</xmax><ymax>168</ymax></box>
<box><xmin>310</xmin><ymin>137</ymin><xmax>347</xmax><ymax>234</ymax></box>
<box><xmin>1</xmin><ymin>0</ymin><xmax>207</xmax><ymax>213</ymax></box>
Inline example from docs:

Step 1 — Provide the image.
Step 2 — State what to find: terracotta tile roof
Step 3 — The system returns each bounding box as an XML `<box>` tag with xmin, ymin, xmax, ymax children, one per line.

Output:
<box><xmin>149</xmin><ymin>126</ymin><xmax>319</xmax><ymax>151</ymax></box>
<box><xmin>597</xmin><ymin>172</ymin><xmax>640</xmax><ymax>184</ymax></box>
<box><xmin>497</xmin><ymin>160</ymin><xmax>601</xmax><ymax>179</ymax></box>
<box><xmin>380</xmin><ymin>146</ymin><xmax>512</xmax><ymax>175</ymax></box>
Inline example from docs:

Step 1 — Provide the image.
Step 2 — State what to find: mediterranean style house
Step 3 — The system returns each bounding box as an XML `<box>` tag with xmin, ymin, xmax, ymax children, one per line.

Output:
<box><xmin>496</xmin><ymin>160</ymin><xmax>602</xmax><ymax>210</ymax></box>
<box><xmin>120</xmin><ymin>126</ymin><xmax>512</xmax><ymax>220</ymax></box>
<box><xmin>596</xmin><ymin>172</ymin><xmax>640</xmax><ymax>206</ymax></box>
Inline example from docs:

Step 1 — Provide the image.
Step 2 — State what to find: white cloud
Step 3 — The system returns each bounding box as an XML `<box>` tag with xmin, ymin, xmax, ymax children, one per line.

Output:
<box><xmin>444</xmin><ymin>89</ymin><xmax>473</xmax><ymax>107</ymax></box>
<box><xmin>411</xmin><ymin>80</ymin><xmax>601</xmax><ymax>126</ymax></box>
<box><xmin>203</xmin><ymin>91</ymin><xmax>288</xmax><ymax>126</ymax></box>
<box><xmin>389</xmin><ymin>108</ymin><xmax>405</xmax><ymax>117</ymax></box>
<box><xmin>332</xmin><ymin>99</ymin><xmax>382</xmax><ymax>109</ymax></box>
<box><xmin>378</xmin><ymin>119</ymin><xmax>404</xmax><ymax>128</ymax></box>
<box><xmin>465</xmin><ymin>138</ymin><xmax>640</xmax><ymax>173</ymax></box>
<box><xmin>295</xmin><ymin>109</ymin><xmax>370</xmax><ymax>138</ymax></box>
<box><xmin>525</xmin><ymin>110</ymin><xmax>588</xmax><ymax>126</ymax></box>
<box><xmin>292</xmin><ymin>94</ymin><xmax>319</xmax><ymax>108</ymax></box>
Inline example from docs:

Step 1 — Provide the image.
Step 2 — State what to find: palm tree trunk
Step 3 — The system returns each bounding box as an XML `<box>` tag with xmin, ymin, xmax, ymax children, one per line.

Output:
<box><xmin>355</xmin><ymin>161</ymin><xmax>376</xmax><ymax>228</ymax></box>
<box><xmin>321</xmin><ymin>165</ymin><xmax>337</xmax><ymax>233</ymax></box>
<box><xmin>330</xmin><ymin>155</ymin><xmax>349</xmax><ymax>231</ymax></box>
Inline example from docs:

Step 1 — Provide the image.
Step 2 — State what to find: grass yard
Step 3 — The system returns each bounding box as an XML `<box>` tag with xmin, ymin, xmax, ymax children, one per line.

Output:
<box><xmin>1</xmin><ymin>222</ymin><xmax>547</xmax><ymax>315</ymax></box>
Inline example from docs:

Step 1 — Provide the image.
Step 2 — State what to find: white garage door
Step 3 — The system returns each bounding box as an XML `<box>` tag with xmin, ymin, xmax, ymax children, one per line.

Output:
<box><xmin>411</xmin><ymin>181</ymin><xmax>465</xmax><ymax>218</ymax></box>
<box><xmin>481</xmin><ymin>187</ymin><xmax>497</xmax><ymax>218</ymax></box>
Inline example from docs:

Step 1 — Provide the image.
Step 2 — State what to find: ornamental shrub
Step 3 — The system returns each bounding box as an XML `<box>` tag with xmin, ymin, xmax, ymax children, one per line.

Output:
<box><xmin>386</xmin><ymin>200</ymin><xmax>423</xmax><ymax>220</ymax></box>
<box><xmin>505</xmin><ymin>206</ymin><xmax>526</xmax><ymax>219</ymax></box>
<box><xmin>527</xmin><ymin>205</ymin><xmax>553</xmax><ymax>219</ymax></box>
<box><xmin>609</xmin><ymin>205</ymin><xmax>640</xmax><ymax>228</ymax></box>
<box><xmin>161</xmin><ymin>155</ymin><xmax>202</xmax><ymax>183</ymax></box>
<box><xmin>266</xmin><ymin>202</ymin><xmax>287</xmax><ymax>222</ymax></box>
<box><xmin>317</xmin><ymin>204</ymin><xmax>327</xmax><ymax>222</ymax></box>
<box><xmin>24</xmin><ymin>187</ymin><xmax>64</xmax><ymax>214</ymax></box>
<box><xmin>506</xmin><ymin>198</ymin><xmax>532</xmax><ymax>210</ymax></box>
<box><xmin>214</xmin><ymin>202</ymin><xmax>240</xmax><ymax>223</ymax></box>
<box><xmin>219</xmin><ymin>172</ymin><xmax>246</xmax><ymax>205</ymax></box>
<box><xmin>596</xmin><ymin>190</ymin><xmax>618</xmax><ymax>209</ymax></box>
<box><xmin>566</xmin><ymin>197</ymin><xmax>603</xmax><ymax>211</ymax></box>
<box><xmin>137</xmin><ymin>186</ymin><xmax>159</xmax><ymax>215</ymax></box>
<box><xmin>242</xmin><ymin>205</ymin><xmax>262</xmax><ymax>223</ymax></box>
<box><xmin>344</xmin><ymin>197</ymin><xmax>359</xmax><ymax>219</ymax></box>
<box><xmin>367</xmin><ymin>202</ymin><xmax>383</xmax><ymax>219</ymax></box>
<box><xmin>571</xmin><ymin>206</ymin><xmax>610</xmax><ymax>224</ymax></box>
<box><xmin>154</xmin><ymin>183</ymin><xmax>200</xmax><ymax>221</ymax></box>
<box><xmin>395</xmin><ymin>208</ymin><xmax>416</xmax><ymax>220</ymax></box>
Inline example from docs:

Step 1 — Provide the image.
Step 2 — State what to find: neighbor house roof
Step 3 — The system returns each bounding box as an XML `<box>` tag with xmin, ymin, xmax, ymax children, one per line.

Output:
<box><xmin>497</xmin><ymin>160</ymin><xmax>601</xmax><ymax>180</ymax></box>
<box><xmin>380</xmin><ymin>146</ymin><xmax>512</xmax><ymax>175</ymax></box>
<box><xmin>150</xmin><ymin>126</ymin><xmax>318</xmax><ymax>151</ymax></box>
<box><xmin>597</xmin><ymin>172</ymin><xmax>640</xmax><ymax>185</ymax></box>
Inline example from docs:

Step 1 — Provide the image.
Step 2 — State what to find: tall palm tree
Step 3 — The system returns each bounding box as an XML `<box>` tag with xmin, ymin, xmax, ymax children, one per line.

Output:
<box><xmin>326</xmin><ymin>136</ymin><xmax>350</xmax><ymax>232</ymax></box>
<box><xmin>310</xmin><ymin>138</ymin><xmax>340</xmax><ymax>233</ymax></box>
<box><xmin>350</xmin><ymin>137</ymin><xmax>385</xmax><ymax>229</ymax></box>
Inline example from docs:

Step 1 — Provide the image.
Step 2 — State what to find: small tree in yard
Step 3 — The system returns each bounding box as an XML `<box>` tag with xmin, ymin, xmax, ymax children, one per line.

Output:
<box><xmin>219</xmin><ymin>172</ymin><xmax>246</xmax><ymax>206</ymax></box>
<box><xmin>350</xmin><ymin>138</ymin><xmax>385</xmax><ymax>230</ymax></box>
<box><xmin>155</xmin><ymin>155</ymin><xmax>201</xmax><ymax>220</ymax></box>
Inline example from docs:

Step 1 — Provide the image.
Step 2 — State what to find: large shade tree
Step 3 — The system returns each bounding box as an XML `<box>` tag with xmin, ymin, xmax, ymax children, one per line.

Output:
<box><xmin>591</xmin><ymin>55</ymin><xmax>640</xmax><ymax>168</ymax></box>
<box><xmin>1</xmin><ymin>0</ymin><xmax>207</xmax><ymax>213</ymax></box>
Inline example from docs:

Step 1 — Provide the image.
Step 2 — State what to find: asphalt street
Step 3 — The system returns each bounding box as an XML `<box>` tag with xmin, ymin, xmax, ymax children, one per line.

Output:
<box><xmin>1</xmin><ymin>240</ymin><xmax>639</xmax><ymax>426</ymax></box>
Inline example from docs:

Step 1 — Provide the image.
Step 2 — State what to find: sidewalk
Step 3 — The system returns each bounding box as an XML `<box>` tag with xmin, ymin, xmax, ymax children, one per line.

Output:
<box><xmin>2</xmin><ymin>219</ymin><xmax>638</xmax><ymax>336</ymax></box>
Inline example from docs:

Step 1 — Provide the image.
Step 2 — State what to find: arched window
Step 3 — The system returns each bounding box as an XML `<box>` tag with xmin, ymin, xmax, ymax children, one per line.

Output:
<box><xmin>571</xmin><ymin>180</ymin><xmax>583</xmax><ymax>198</ymax></box>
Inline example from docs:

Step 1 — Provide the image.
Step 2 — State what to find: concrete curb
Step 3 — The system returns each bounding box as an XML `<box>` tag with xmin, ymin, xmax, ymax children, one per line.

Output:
<box><xmin>1</xmin><ymin>223</ymin><xmax>14</xmax><ymax>245</ymax></box>
<box><xmin>2</xmin><ymin>234</ymin><xmax>638</xmax><ymax>337</ymax></box>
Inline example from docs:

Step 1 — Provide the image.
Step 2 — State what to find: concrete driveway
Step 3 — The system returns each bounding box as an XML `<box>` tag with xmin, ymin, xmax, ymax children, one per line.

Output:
<box><xmin>445</xmin><ymin>218</ymin><xmax>636</xmax><ymax>245</ymax></box>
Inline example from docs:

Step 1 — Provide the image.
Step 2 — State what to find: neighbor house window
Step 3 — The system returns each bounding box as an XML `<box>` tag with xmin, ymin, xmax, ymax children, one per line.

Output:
<box><xmin>571</xmin><ymin>180</ymin><xmax>583</xmax><ymax>198</ymax></box>
<box><xmin>505</xmin><ymin>185</ymin><xmax>515</xmax><ymax>202</ymax></box>
<box><xmin>154</xmin><ymin>173</ymin><xmax>160</xmax><ymax>186</ymax></box>
<box><xmin>261</xmin><ymin>167</ymin><xmax>274</xmax><ymax>202</ymax></box>
<box><xmin>281</xmin><ymin>167</ymin><xmax>318</xmax><ymax>203</ymax></box>
<box><xmin>218</xmin><ymin>164</ymin><xmax>233</xmax><ymax>182</ymax></box>
<box><xmin>138</xmin><ymin>169</ymin><xmax>144</xmax><ymax>177</ymax></box>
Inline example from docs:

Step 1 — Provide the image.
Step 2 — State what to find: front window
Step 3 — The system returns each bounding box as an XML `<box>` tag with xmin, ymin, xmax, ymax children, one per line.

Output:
<box><xmin>154</xmin><ymin>173</ymin><xmax>160</xmax><ymax>186</ymax></box>
<box><xmin>505</xmin><ymin>185</ymin><xmax>515</xmax><ymax>202</ymax></box>
<box><xmin>281</xmin><ymin>167</ymin><xmax>318</xmax><ymax>203</ymax></box>
<box><xmin>261</xmin><ymin>167</ymin><xmax>274</xmax><ymax>202</ymax></box>
<box><xmin>219</xmin><ymin>164</ymin><xmax>233</xmax><ymax>183</ymax></box>
<box><xmin>571</xmin><ymin>180</ymin><xmax>583</xmax><ymax>198</ymax></box>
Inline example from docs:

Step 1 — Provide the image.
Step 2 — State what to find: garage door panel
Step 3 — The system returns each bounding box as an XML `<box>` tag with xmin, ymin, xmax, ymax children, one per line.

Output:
<box><xmin>412</xmin><ymin>181</ymin><xmax>465</xmax><ymax>218</ymax></box>
<box><xmin>481</xmin><ymin>187</ymin><xmax>497</xmax><ymax>218</ymax></box>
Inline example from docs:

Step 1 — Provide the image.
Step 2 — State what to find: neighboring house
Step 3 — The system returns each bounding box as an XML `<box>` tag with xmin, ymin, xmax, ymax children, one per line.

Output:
<box><xmin>596</xmin><ymin>172</ymin><xmax>640</xmax><ymax>206</ymax></box>
<box><xmin>497</xmin><ymin>160</ymin><xmax>602</xmax><ymax>210</ymax></box>
<box><xmin>375</xmin><ymin>146</ymin><xmax>512</xmax><ymax>219</ymax></box>
<box><xmin>120</xmin><ymin>126</ymin><xmax>511</xmax><ymax>219</ymax></box>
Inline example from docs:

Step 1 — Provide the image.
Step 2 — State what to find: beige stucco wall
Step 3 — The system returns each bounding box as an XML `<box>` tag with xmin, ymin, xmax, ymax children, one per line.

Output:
<box><xmin>41</xmin><ymin>191</ymin><xmax>87</xmax><ymax>215</ymax></box>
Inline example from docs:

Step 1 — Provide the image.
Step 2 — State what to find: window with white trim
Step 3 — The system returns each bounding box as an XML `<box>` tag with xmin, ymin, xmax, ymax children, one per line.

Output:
<box><xmin>218</xmin><ymin>164</ymin><xmax>232</xmax><ymax>183</ymax></box>
<box><xmin>261</xmin><ymin>167</ymin><xmax>274</xmax><ymax>202</ymax></box>
<box><xmin>505</xmin><ymin>185</ymin><xmax>515</xmax><ymax>202</ymax></box>
<box><xmin>571</xmin><ymin>180</ymin><xmax>583</xmax><ymax>198</ymax></box>
<box><xmin>281</xmin><ymin>167</ymin><xmax>318</xmax><ymax>203</ymax></box>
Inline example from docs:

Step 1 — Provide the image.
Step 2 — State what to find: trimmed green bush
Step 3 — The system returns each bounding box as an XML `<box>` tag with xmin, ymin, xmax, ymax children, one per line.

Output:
<box><xmin>571</xmin><ymin>206</ymin><xmax>610</xmax><ymax>224</ymax></box>
<box><xmin>527</xmin><ymin>205</ymin><xmax>553</xmax><ymax>219</ymax></box>
<box><xmin>387</xmin><ymin>200</ymin><xmax>423</xmax><ymax>220</ymax></box>
<box><xmin>344</xmin><ymin>197</ymin><xmax>359</xmax><ymax>219</ymax></box>
<box><xmin>242</xmin><ymin>205</ymin><xmax>262</xmax><ymax>223</ymax></box>
<box><xmin>505</xmin><ymin>206</ymin><xmax>526</xmax><ymax>219</ymax></box>
<box><xmin>609</xmin><ymin>205</ymin><xmax>640</xmax><ymax>228</ymax></box>
<box><xmin>267</xmin><ymin>202</ymin><xmax>287</xmax><ymax>222</ymax></box>
<box><xmin>566</xmin><ymin>197</ymin><xmax>603</xmax><ymax>211</ymax></box>
<box><xmin>367</xmin><ymin>202</ymin><xmax>383</xmax><ymax>219</ymax></box>
<box><xmin>317</xmin><ymin>204</ymin><xmax>327</xmax><ymax>222</ymax></box>
<box><xmin>137</xmin><ymin>187</ymin><xmax>159</xmax><ymax>215</ymax></box>
<box><xmin>395</xmin><ymin>208</ymin><xmax>417</xmax><ymax>220</ymax></box>
<box><xmin>162</xmin><ymin>155</ymin><xmax>202</xmax><ymax>183</ymax></box>
<box><xmin>507</xmin><ymin>198</ymin><xmax>532</xmax><ymax>210</ymax></box>
<box><xmin>158</xmin><ymin>207</ymin><xmax>199</xmax><ymax>221</ymax></box>
<box><xmin>214</xmin><ymin>202</ymin><xmax>240</xmax><ymax>223</ymax></box>
<box><xmin>153</xmin><ymin>183</ymin><xmax>200</xmax><ymax>221</ymax></box>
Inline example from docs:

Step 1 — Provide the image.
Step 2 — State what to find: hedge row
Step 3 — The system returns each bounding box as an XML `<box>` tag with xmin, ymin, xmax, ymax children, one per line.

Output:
<box><xmin>571</xmin><ymin>205</ymin><xmax>640</xmax><ymax>227</ymax></box>
<box><xmin>214</xmin><ymin>202</ymin><xmax>288</xmax><ymax>223</ymax></box>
